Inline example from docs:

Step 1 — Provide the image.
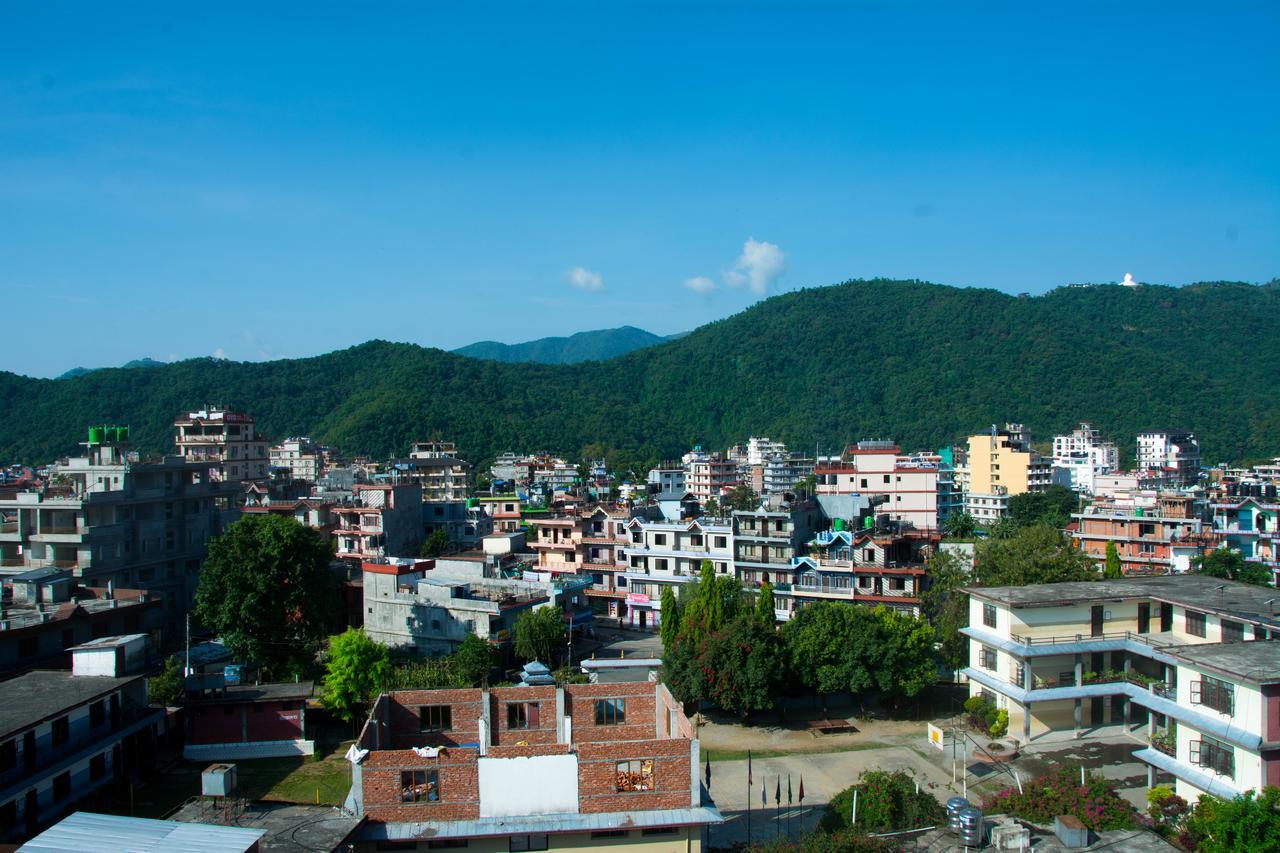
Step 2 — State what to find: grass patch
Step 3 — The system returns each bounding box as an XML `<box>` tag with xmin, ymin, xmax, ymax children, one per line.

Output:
<box><xmin>239</xmin><ymin>752</ymin><xmax>353</xmax><ymax>806</ymax></box>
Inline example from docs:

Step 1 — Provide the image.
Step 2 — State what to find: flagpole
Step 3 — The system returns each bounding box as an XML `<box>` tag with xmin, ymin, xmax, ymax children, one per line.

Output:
<box><xmin>746</xmin><ymin>750</ymin><xmax>752</xmax><ymax>848</ymax></box>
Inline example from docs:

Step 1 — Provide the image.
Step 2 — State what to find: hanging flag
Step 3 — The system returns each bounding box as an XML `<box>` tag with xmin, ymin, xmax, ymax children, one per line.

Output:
<box><xmin>787</xmin><ymin>775</ymin><xmax>793</xmax><ymax>805</ymax></box>
<box><xmin>705</xmin><ymin>757</ymin><xmax>712</xmax><ymax>789</ymax></box>
<box><xmin>775</xmin><ymin>777</ymin><xmax>781</xmax><ymax>805</ymax></box>
<box><xmin>798</xmin><ymin>777</ymin><xmax>805</xmax><ymax>803</ymax></box>
<box><xmin>747</xmin><ymin>751</ymin><xmax>752</xmax><ymax>786</ymax></box>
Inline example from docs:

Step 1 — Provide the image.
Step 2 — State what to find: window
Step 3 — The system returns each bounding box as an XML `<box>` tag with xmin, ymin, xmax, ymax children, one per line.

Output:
<box><xmin>1221</xmin><ymin>620</ymin><xmax>1244</xmax><ymax>643</ymax></box>
<box><xmin>427</xmin><ymin>840</ymin><xmax>469</xmax><ymax>849</ymax></box>
<box><xmin>689</xmin><ymin>534</ymin><xmax>703</xmax><ymax>546</ymax></box>
<box><xmin>0</xmin><ymin>740</ymin><xmax>14</xmax><ymax>772</ymax></box>
<box><xmin>89</xmin><ymin>700</ymin><xmax>105</xmax><ymax>728</ymax></box>
<box><xmin>595</xmin><ymin>698</ymin><xmax>626</xmax><ymax>725</ymax></box>
<box><xmin>653</xmin><ymin>534</ymin><xmax>667</xmax><ymax>545</ymax></box>
<box><xmin>1191</xmin><ymin>736</ymin><xmax>1234</xmax><ymax>778</ymax></box>
<box><xmin>642</xmin><ymin>828</ymin><xmax>679</xmax><ymax>836</ymax></box>
<box><xmin>53</xmin><ymin>771</ymin><xmax>71</xmax><ymax>801</ymax></box>
<box><xmin>420</xmin><ymin>706</ymin><xmax>452</xmax><ymax>732</ymax></box>
<box><xmin>979</xmin><ymin>646</ymin><xmax>998</xmax><ymax>671</ymax></box>
<box><xmin>982</xmin><ymin>603</ymin><xmax>997</xmax><ymax>629</ymax></box>
<box><xmin>616</xmin><ymin>759</ymin><xmax>654</xmax><ymax>792</ymax></box>
<box><xmin>51</xmin><ymin>716</ymin><xmax>69</xmax><ymax>747</ymax></box>
<box><xmin>507</xmin><ymin>702</ymin><xmax>539</xmax><ymax>729</ymax></box>
<box><xmin>591</xmin><ymin>830</ymin><xmax>628</xmax><ymax>838</ymax></box>
<box><xmin>89</xmin><ymin>752</ymin><xmax>106</xmax><ymax>780</ymax></box>
<box><xmin>1192</xmin><ymin>675</ymin><xmax>1235</xmax><ymax>715</ymax></box>
<box><xmin>1185</xmin><ymin>610</ymin><xmax>1207</xmax><ymax>638</ymax></box>
<box><xmin>509</xmin><ymin>836</ymin><xmax>548</xmax><ymax>852</ymax></box>
<box><xmin>400</xmin><ymin>769</ymin><xmax>440</xmax><ymax>802</ymax></box>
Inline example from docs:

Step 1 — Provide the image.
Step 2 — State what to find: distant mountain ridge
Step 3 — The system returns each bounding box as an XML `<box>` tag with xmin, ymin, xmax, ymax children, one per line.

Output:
<box><xmin>453</xmin><ymin>326</ymin><xmax>675</xmax><ymax>364</ymax></box>
<box><xmin>2</xmin><ymin>278</ymin><xmax>1278</xmax><ymax>467</ymax></box>
<box><xmin>56</xmin><ymin>358</ymin><xmax>166</xmax><ymax>380</ymax></box>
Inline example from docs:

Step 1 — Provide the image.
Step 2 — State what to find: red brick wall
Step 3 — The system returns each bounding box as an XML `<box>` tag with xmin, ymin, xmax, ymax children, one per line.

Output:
<box><xmin>388</xmin><ymin>689</ymin><xmax>486</xmax><ymax>748</ymax></box>
<box><xmin>491</xmin><ymin>686</ymin><xmax>557</xmax><ymax>746</ymax></box>
<box><xmin>362</xmin><ymin>746</ymin><xmax>481</xmax><ymax>822</ymax></box>
<box><xmin>566</xmin><ymin>682</ymin><xmax>657</xmax><ymax>743</ymax></box>
<box><xmin>576</xmin><ymin>738</ymin><xmax>692</xmax><ymax>813</ymax></box>
<box><xmin>189</xmin><ymin>701</ymin><xmax>306</xmax><ymax>744</ymax></box>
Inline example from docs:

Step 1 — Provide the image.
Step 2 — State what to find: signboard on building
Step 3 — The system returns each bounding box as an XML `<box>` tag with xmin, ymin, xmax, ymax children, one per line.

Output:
<box><xmin>626</xmin><ymin>593</ymin><xmax>651</xmax><ymax>605</ymax></box>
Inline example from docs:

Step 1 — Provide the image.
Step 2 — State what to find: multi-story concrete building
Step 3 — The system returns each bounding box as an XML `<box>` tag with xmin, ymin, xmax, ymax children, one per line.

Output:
<box><xmin>528</xmin><ymin>505</ymin><xmax>637</xmax><ymax>620</ymax></box>
<box><xmin>0</xmin><ymin>432</ymin><xmax>239</xmax><ymax>637</ymax></box>
<box><xmin>1209</xmin><ymin>481</ymin><xmax>1280</xmax><ymax>583</ymax></box>
<box><xmin>815</xmin><ymin>442</ymin><xmax>945</xmax><ymax>530</ymax></box>
<box><xmin>393</xmin><ymin>442</ymin><xmax>473</xmax><ymax>502</ymax></box>
<box><xmin>0</xmin><ymin>635</ymin><xmax>168</xmax><ymax>843</ymax></box>
<box><xmin>1137</xmin><ymin>430</ymin><xmax>1201</xmax><ymax>485</ymax></box>
<box><xmin>362</xmin><ymin>558</ymin><xmax>590</xmax><ymax>657</ymax></box>
<box><xmin>774</xmin><ymin>527</ymin><xmax>931</xmax><ymax>620</ymax></box>
<box><xmin>1053</xmin><ymin>422</ymin><xmax>1120</xmax><ymax>494</ymax></box>
<box><xmin>646</xmin><ymin>464</ymin><xmax>686</xmax><ymax>497</ymax></box>
<box><xmin>479</xmin><ymin>495</ymin><xmax>524</xmax><ymax>533</ymax></box>
<box><xmin>422</xmin><ymin>500</ymin><xmax>493</xmax><ymax>550</ymax></box>
<box><xmin>173</xmin><ymin>408</ymin><xmax>270</xmax><ymax>483</ymax></box>
<box><xmin>333</xmin><ymin>484</ymin><xmax>424</xmax><ymax>563</ymax></box>
<box><xmin>241</xmin><ymin>496</ymin><xmax>336</xmax><ymax>536</ymax></box>
<box><xmin>685</xmin><ymin>455</ymin><xmax>738</xmax><ymax>504</ymax></box>
<box><xmin>960</xmin><ymin>425</ymin><xmax>1056</xmax><ymax>522</ymax></box>
<box><xmin>732</xmin><ymin>497</ymin><xmax>821</xmax><ymax>592</ymax></box>
<box><xmin>620</xmin><ymin>517</ymin><xmax>733</xmax><ymax>629</ymax></box>
<box><xmin>1072</xmin><ymin>495</ymin><xmax>1211</xmax><ymax>576</ymax></box>
<box><xmin>960</xmin><ymin>576</ymin><xmax>1280</xmax><ymax>803</ymax></box>
<box><xmin>343</xmin><ymin>681</ymin><xmax>720</xmax><ymax>852</ymax></box>
<box><xmin>0</xmin><ymin>570</ymin><xmax>163</xmax><ymax>676</ymax></box>
<box><xmin>759</xmin><ymin>454</ymin><xmax>815</xmax><ymax>495</ymax></box>
<box><xmin>268</xmin><ymin>436</ymin><xmax>323</xmax><ymax>483</ymax></box>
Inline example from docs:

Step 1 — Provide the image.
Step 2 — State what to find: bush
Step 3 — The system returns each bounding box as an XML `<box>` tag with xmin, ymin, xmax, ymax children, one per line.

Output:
<box><xmin>1182</xmin><ymin>787</ymin><xmax>1280</xmax><ymax>852</ymax></box>
<box><xmin>965</xmin><ymin>695</ymin><xmax>1005</xmax><ymax>735</ymax></box>
<box><xmin>749</xmin><ymin>831</ymin><xmax>896</xmax><ymax>853</ymax></box>
<box><xmin>822</xmin><ymin>770</ymin><xmax>944</xmax><ymax>835</ymax></box>
<box><xmin>982</xmin><ymin>766</ymin><xmax>1136</xmax><ymax>831</ymax></box>
<box><xmin>1146</xmin><ymin>785</ymin><xmax>1190</xmax><ymax>834</ymax></box>
<box><xmin>989</xmin><ymin>708</ymin><xmax>1009</xmax><ymax>738</ymax></box>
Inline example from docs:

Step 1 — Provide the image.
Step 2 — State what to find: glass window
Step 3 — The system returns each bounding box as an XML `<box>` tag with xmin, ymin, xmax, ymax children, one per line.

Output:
<box><xmin>616</xmin><ymin>759</ymin><xmax>655</xmax><ymax>792</ymax></box>
<box><xmin>982</xmin><ymin>602</ymin><xmax>998</xmax><ymax>628</ymax></box>
<box><xmin>400</xmin><ymin>769</ymin><xmax>440</xmax><ymax>802</ymax></box>
<box><xmin>1192</xmin><ymin>675</ymin><xmax>1235</xmax><ymax>715</ymax></box>
<box><xmin>1185</xmin><ymin>610</ymin><xmax>1207</xmax><ymax>638</ymax></box>
<box><xmin>980</xmin><ymin>646</ymin><xmax>998</xmax><ymax>671</ymax></box>
<box><xmin>510</xmin><ymin>836</ymin><xmax>548</xmax><ymax>852</ymax></box>
<box><xmin>1191</xmin><ymin>736</ymin><xmax>1234</xmax><ymax>778</ymax></box>
<box><xmin>51</xmin><ymin>716</ymin><xmax>69</xmax><ymax>747</ymax></box>
<box><xmin>507</xmin><ymin>702</ymin><xmax>539</xmax><ymax>729</ymax></box>
<box><xmin>420</xmin><ymin>706</ymin><xmax>452</xmax><ymax>732</ymax></box>
<box><xmin>595</xmin><ymin>698</ymin><xmax>626</xmax><ymax>725</ymax></box>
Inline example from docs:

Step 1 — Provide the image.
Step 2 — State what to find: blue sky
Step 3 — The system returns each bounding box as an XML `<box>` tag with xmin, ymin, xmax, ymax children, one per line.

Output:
<box><xmin>3</xmin><ymin>2</ymin><xmax>1277</xmax><ymax>377</ymax></box>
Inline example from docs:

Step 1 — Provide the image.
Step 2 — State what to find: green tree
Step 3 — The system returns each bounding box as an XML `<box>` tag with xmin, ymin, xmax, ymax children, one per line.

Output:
<box><xmin>974</xmin><ymin>524</ymin><xmax>1098</xmax><ymax>586</ymax></box>
<box><xmin>944</xmin><ymin>512</ymin><xmax>977</xmax><ymax>539</ymax></box>
<box><xmin>420</xmin><ymin>528</ymin><xmax>451</xmax><ymax>558</ymax></box>
<box><xmin>1193</xmin><ymin>547</ymin><xmax>1272</xmax><ymax>586</ymax></box>
<box><xmin>659</xmin><ymin>585</ymin><xmax>681</xmax><ymax>650</ymax></box>
<box><xmin>453</xmin><ymin>633</ymin><xmax>496</xmax><ymax>686</ymax></box>
<box><xmin>194</xmin><ymin>514</ymin><xmax>339</xmax><ymax>678</ymax></box>
<box><xmin>756</xmin><ymin>582</ymin><xmax>776</xmax><ymax>624</ymax></box>
<box><xmin>920</xmin><ymin>549</ymin><xmax>971</xmax><ymax>671</ymax></box>
<box><xmin>1184</xmin><ymin>787</ymin><xmax>1280</xmax><ymax>852</ymax></box>
<box><xmin>722</xmin><ymin>485</ymin><xmax>760</xmax><ymax>512</ymax></box>
<box><xmin>822</xmin><ymin>770</ymin><xmax>945</xmax><ymax>834</ymax></box>
<box><xmin>1104</xmin><ymin>541</ymin><xmax>1123</xmax><ymax>579</ymax></box>
<box><xmin>513</xmin><ymin>605</ymin><xmax>566</xmax><ymax>664</ymax></box>
<box><xmin>698</xmin><ymin>613</ymin><xmax>786</xmax><ymax>716</ymax></box>
<box><xmin>148</xmin><ymin>656</ymin><xmax>184</xmax><ymax>707</ymax></box>
<box><xmin>321</xmin><ymin>628</ymin><xmax>391</xmax><ymax>723</ymax></box>
<box><xmin>1007</xmin><ymin>485</ymin><xmax>1079</xmax><ymax>529</ymax></box>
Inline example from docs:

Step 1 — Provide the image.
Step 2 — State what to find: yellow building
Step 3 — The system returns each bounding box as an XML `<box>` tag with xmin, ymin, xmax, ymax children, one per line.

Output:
<box><xmin>961</xmin><ymin>424</ymin><xmax>1055</xmax><ymax>521</ymax></box>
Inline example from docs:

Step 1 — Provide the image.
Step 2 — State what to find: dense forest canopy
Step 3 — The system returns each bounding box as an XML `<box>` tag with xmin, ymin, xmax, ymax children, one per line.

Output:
<box><xmin>2</xmin><ymin>278</ymin><xmax>1277</xmax><ymax>468</ymax></box>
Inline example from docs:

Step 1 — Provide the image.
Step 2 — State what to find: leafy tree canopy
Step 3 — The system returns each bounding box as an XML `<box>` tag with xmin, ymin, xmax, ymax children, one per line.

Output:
<box><xmin>513</xmin><ymin>605</ymin><xmax>566</xmax><ymax>665</ymax></box>
<box><xmin>420</xmin><ymin>528</ymin><xmax>450</xmax><ymax>558</ymax></box>
<box><xmin>1193</xmin><ymin>547</ymin><xmax>1272</xmax><ymax>586</ymax></box>
<box><xmin>321</xmin><ymin>627</ymin><xmax>391</xmax><ymax>723</ymax></box>
<box><xmin>973</xmin><ymin>524</ymin><xmax>1099</xmax><ymax>586</ymax></box>
<box><xmin>194</xmin><ymin>514</ymin><xmax>339</xmax><ymax>678</ymax></box>
<box><xmin>1007</xmin><ymin>485</ymin><xmax>1079</xmax><ymax>530</ymax></box>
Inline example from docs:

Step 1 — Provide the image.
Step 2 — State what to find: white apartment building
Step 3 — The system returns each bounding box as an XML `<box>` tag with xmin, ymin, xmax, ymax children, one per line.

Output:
<box><xmin>746</xmin><ymin>436</ymin><xmax>788</xmax><ymax>466</ymax></box>
<box><xmin>620</xmin><ymin>517</ymin><xmax>733</xmax><ymax>629</ymax></box>
<box><xmin>1052</xmin><ymin>422</ymin><xmax>1120</xmax><ymax>494</ymax></box>
<box><xmin>815</xmin><ymin>442</ymin><xmax>944</xmax><ymax>530</ymax></box>
<box><xmin>961</xmin><ymin>576</ymin><xmax>1280</xmax><ymax>804</ymax></box>
<box><xmin>269</xmin><ymin>436</ymin><xmax>323</xmax><ymax>483</ymax></box>
<box><xmin>646</xmin><ymin>465</ymin><xmax>686</xmax><ymax>496</ymax></box>
<box><xmin>685</xmin><ymin>456</ymin><xmax>739</xmax><ymax>504</ymax></box>
<box><xmin>173</xmin><ymin>408</ymin><xmax>270</xmax><ymax>483</ymax></box>
<box><xmin>1137</xmin><ymin>430</ymin><xmax>1201</xmax><ymax>485</ymax></box>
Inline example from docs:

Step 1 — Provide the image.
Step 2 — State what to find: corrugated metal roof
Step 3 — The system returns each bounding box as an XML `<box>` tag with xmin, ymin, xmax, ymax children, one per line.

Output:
<box><xmin>19</xmin><ymin>811</ymin><xmax>266</xmax><ymax>853</ymax></box>
<box><xmin>365</xmin><ymin>805</ymin><xmax>723</xmax><ymax>841</ymax></box>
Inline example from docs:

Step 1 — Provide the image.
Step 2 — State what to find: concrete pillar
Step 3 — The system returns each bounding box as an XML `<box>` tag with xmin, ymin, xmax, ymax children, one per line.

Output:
<box><xmin>1123</xmin><ymin>656</ymin><xmax>1132</xmax><ymax>727</ymax></box>
<box><xmin>1074</xmin><ymin>698</ymin><xmax>1082</xmax><ymax>738</ymax></box>
<box><xmin>1024</xmin><ymin>703</ymin><xmax>1032</xmax><ymax>740</ymax></box>
<box><xmin>1148</xmin><ymin>764</ymin><xmax>1156</xmax><ymax>787</ymax></box>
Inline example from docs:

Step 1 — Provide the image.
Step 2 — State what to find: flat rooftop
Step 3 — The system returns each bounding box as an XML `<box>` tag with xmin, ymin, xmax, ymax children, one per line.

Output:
<box><xmin>965</xmin><ymin>576</ymin><xmax>1280</xmax><ymax>627</ymax></box>
<box><xmin>19</xmin><ymin>811</ymin><xmax>265</xmax><ymax>853</ymax></box>
<box><xmin>0</xmin><ymin>671</ymin><xmax>139</xmax><ymax>739</ymax></box>
<box><xmin>1171</xmin><ymin>641</ymin><xmax>1280</xmax><ymax>684</ymax></box>
<box><xmin>183</xmin><ymin>681</ymin><xmax>315</xmax><ymax>705</ymax></box>
<box><xmin>170</xmin><ymin>801</ymin><xmax>361</xmax><ymax>853</ymax></box>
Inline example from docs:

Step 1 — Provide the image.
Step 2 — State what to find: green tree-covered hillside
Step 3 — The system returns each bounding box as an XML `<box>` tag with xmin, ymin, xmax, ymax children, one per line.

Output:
<box><xmin>1</xmin><ymin>279</ymin><xmax>1276</xmax><ymax>465</ymax></box>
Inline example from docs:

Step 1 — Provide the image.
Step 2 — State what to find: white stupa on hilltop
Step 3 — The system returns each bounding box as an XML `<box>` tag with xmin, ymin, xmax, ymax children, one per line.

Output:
<box><xmin>1121</xmin><ymin>272</ymin><xmax>1139</xmax><ymax>287</ymax></box>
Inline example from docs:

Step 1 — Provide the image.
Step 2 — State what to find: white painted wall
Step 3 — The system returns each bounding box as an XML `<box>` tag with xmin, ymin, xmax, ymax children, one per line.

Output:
<box><xmin>478</xmin><ymin>754</ymin><xmax>579</xmax><ymax>817</ymax></box>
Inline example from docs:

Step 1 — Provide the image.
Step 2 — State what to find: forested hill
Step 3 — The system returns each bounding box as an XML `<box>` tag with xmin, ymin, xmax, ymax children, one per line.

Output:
<box><xmin>1</xmin><ymin>279</ymin><xmax>1277</xmax><ymax>467</ymax></box>
<box><xmin>453</xmin><ymin>326</ymin><xmax>670</xmax><ymax>364</ymax></box>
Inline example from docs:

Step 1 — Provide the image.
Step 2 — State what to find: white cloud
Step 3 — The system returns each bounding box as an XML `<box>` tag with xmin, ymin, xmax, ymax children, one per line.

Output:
<box><xmin>683</xmin><ymin>276</ymin><xmax>717</xmax><ymax>295</ymax></box>
<box><xmin>724</xmin><ymin>237</ymin><xmax>785</xmax><ymax>295</ymax></box>
<box><xmin>212</xmin><ymin>347</ymin><xmax>227</xmax><ymax>360</ymax></box>
<box><xmin>566</xmin><ymin>266</ymin><xmax>604</xmax><ymax>292</ymax></box>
